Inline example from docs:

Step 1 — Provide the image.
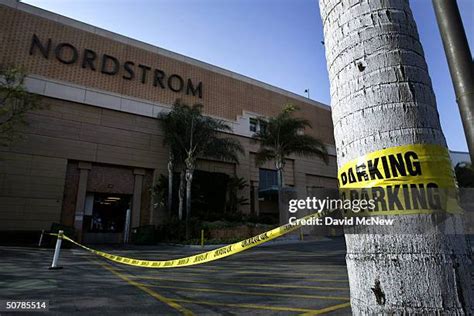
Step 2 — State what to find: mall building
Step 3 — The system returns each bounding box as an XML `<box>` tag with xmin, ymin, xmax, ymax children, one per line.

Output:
<box><xmin>0</xmin><ymin>0</ymin><xmax>337</xmax><ymax>243</ymax></box>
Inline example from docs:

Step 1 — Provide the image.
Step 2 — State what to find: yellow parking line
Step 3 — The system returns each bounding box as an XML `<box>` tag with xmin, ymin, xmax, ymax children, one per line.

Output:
<box><xmin>280</xmin><ymin>252</ymin><xmax>346</xmax><ymax>257</ymax></box>
<box><xmin>299</xmin><ymin>302</ymin><xmax>351</xmax><ymax>315</ymax></box>
<box><xmin>145</xmin><ymin>283</ymin><xmax>350</xmax><ymax>301</ymax></box>
<box><xmin>148</xmin><ymin>270</ymin><xmax>347</xmax><ymax>283</ymax></box>
<box><xmin>202</xmin><ymin>253</ymin><xmax>346</xmax><ymax>270</ymax></box>
<box><xmin>232</xmin><ymin>270</ymin><xmax>348</xmax><ymax>278</ymax></box>
<box><xmin>235</xmin><ymin>254</ymin><xmax>346</xmax><ymax>259</ymax></box>
<box><xmin>306</xmin><ymin>278</ymin><xmax>347</xmax><ymax>283</ymax></box>
<box><xmin>168</xmin><ymin>298</ymin><xmax>320</xmax><ymax>313</ymax></box>
<box><xmin>89</xmin><ymin>254</ymin><xmax>350</xmax><ymax>315</ymax></box>
<box><xmin>95</xmin><ymin>261</ymin><xmax>195</xmax><ymax>316</ymax></box>
<box><xmin>197</xmin><ymin>263</ymin><xmax>346</xmax><ymax>270</ymax></box>
<box><xmin>131</xmin><ymin>275</ymin><xmax>348</xmax><ymax>291</ymax></box>
<box><xmin>152</xmin><ymin>270</ymin><xmax>349</xmax><ymax>283</ymax></box>
<box><xmin>179</xmin><ymin>267</ymin><xmax>348</xmax><ymax>277</ymax></box>
<box><xmin>198</xmin><ymin>263</ymin><xmax>346</xmax><ymax>269</ymax></box>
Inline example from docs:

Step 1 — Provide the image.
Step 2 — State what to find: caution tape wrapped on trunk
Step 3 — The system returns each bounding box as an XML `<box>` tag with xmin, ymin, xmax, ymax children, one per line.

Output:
<box><xmin>337</xmin><ymin>144</ymin><xmax>461</xmax><ymax>216</ymax></box>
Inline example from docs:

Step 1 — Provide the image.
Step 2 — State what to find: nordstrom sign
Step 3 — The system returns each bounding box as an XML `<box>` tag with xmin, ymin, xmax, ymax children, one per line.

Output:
<box><xmin>29</xmin><ymin>34</ymin><xmax>203</xmax><ymax>99</ymax></box>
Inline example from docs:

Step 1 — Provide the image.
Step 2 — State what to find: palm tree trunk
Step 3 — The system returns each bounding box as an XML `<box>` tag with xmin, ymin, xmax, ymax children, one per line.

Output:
<box><xmin>185</xmin><ymin>167</ymin><xmax>194</xmax><ymax>240</ymax></box>
<box><xmin>275</xmin><ymin>160</ymin><xmax>286</xmax><ymax>224</ymax></box>
<box><xmin>275</xmin><ymin>159</ymin><xmax>285</xmax><ymax>189</ymax></box>
<box><xmin>277</xmin><ymin>168</ymin><xmax>284</xmax><ymax>188</ymax></box>
<box><xmin>178</xmin><ymin>170</ymin><xmax>185</xmax><ymax>221</ymax></box>
<box><xmin>319</xmin><ymin>0</ymin><xmax>473</xmax><ymax>314</ymax></box>
<box><xmin>167</xmin><ymin>152</ymin><xmax>173</xmax><ymax>213</ymax></box>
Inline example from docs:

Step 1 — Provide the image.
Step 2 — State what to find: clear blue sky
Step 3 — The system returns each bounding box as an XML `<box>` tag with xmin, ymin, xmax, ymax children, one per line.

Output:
<box><xmin>23</xmin><ymin>0</ymin><xmax>473</xmax><ymax>152</ymax></box>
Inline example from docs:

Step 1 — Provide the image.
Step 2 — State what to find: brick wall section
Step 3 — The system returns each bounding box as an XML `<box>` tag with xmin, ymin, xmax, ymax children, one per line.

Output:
<box><xmin>0</xmin><ymin>4</ymin><xmax>334</xmax><ymax>143</ymax></box>
<box><xmin>87</xmin><ymin>164</ymin><xmax>135</xmax><ymax>195</ymax></box>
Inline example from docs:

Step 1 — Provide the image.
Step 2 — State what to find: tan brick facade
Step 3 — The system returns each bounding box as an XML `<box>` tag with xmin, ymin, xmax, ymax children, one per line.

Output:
<box><xmin>0</xmin><ymin>1</ymin><xmax>337</xmax><ymax>237</ymax></box>
<box><xmin>0</xmin><ymin>3</ymin><xmax>334</xmax><ymax>143</ymax></box>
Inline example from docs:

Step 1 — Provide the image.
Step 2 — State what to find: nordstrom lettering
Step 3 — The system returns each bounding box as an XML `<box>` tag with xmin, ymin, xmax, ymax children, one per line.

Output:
<box><xmin>29</xmin><ymin>34</ymin><xmax>203</xmax><ymax>98</ymax></box>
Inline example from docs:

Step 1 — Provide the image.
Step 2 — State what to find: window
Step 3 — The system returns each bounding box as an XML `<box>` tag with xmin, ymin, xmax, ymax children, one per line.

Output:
<box><xmin>249</xmin><ymin>117</ymin><xmax>268</xmax><ymax>133</ymax></box>
<box><xmin>84</xmin><ymin>193</ymin><xmax>131</xmax><ymax>233</ymax></box>
<box><xmin>259</xmin><ymin>168</ymin><xmax>278</xmax><ymax>190</ymax></box>
<box><xmin>249</xmin><ymin>118</ymin><xmax>258</xmax><ymax>132</ymax></box>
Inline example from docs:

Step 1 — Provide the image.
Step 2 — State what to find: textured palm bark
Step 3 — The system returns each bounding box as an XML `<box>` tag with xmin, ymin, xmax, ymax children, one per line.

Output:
<box><xmin>185</xmin><ymin>167</ymin><xmax>194</xmax><ymax>240</ymax></box>
<box><xmin>167</xmin><ymin>152</ymin><xmax>173</xmax><ymax>213</ymax></box>
<box><xmin>318</xmin><ymin>0</ymin><xmax>473</xmax><ymax>313</ymax></box>
<box><xmin>178</xmin><ymin>170</ymin><xmax>185</xmax><ymax>221</ymax></box>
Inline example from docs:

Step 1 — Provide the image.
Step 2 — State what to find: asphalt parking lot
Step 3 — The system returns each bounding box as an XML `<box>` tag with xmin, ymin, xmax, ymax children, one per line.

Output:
<box><xmin>0</xmin><ymin>238</ymin><xmax>351</xmax><ymax>315</ymax></box>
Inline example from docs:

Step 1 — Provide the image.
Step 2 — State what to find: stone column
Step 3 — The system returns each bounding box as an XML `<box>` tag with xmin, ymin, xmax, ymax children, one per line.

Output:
<box><xmin>132</xmin><ymin>168</ymin><xmax>145</xmax><ymax>228</ymax></box>
<box><xmin>74</xmin><ymin>162</ymin><xmax>91</xmax><ymax>241</ymax></box>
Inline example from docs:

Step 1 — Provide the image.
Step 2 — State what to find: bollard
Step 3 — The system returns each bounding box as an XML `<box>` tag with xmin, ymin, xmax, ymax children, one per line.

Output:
<box><xmin>201</xmin><ymin>229</ymin><xmax>204</xmax><ymax>249</ymax></box>
<box><xmin>38</xmin><ymin>229</ymin><xmax>45</xmax><ymax>247</ymax></box>
<box><xmin>49</xmin><ymin>230</ymin><xmax>64</xmax><ymax>270</ymax></box>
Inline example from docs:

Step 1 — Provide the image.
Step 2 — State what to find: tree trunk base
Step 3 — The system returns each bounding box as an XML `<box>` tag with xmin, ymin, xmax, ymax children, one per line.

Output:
<box><xmin>345</xmin><ymin>215</ymin><xmax>473</xmax><ymax>314</ymax></box>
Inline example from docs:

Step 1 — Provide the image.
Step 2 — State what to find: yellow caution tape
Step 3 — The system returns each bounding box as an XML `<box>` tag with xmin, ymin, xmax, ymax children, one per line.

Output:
<box><xmin>48</xmin><ymin>144</ymin><xmax>460</xmax><ymax>266</ymax></box>
<box><xmin>50</xmin><ymin>211</ymin><xmax>326</xmax><ymax>268</ymax></box>
<box><xmin>337</xmin><ymin>144</ymin><xmax>461</xmax><ymax>216</ymax></box>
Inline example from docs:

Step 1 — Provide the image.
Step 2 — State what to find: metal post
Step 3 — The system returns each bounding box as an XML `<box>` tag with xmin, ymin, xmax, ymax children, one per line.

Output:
<box><xmin>433</xmin><ymin>0</ymin><xmax>474</xmax><ymax>163</ymax></box>
<box><xmin>201</xmin><ymin>229</ymin><xmax>204</xmax><ymax>249</ymax></box>
<box><xmin>49</xmin><ymin>230</ymin><xmax>64</xmax><ymax>270</ymax></box>
<box><xmin>299</xmin><ymin>228</ymin><xmax>304</xmax><ymax>241</ymax></box>
<box><xmin>38</xmin><ymin>229</ymin><xmax>44</xmax><ymax>247</ymax></box>
<box><xmin>124</xmin><ymin>208</ymin><xmax>131</xmax><ymax>244</ymax></box>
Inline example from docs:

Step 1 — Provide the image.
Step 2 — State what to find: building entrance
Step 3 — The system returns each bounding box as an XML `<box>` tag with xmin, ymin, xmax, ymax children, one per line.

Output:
<box><xmin>83</xmin><ymin>193</ymin><xmax>132</xmax><ymax>244</ymax></box>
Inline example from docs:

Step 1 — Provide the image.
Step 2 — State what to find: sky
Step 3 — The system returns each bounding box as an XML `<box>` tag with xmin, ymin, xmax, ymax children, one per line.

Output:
<box><xmin>22</xmin><ymin>0</ymin><xmax>473</xmax><ymax>152</ymax></box>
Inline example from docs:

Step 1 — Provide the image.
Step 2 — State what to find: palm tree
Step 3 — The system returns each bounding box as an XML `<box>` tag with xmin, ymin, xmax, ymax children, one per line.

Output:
<box><xmin>253</xmin><ymin>104</ymin><xmax>328</xmax><ymax>189</ymax></box>
<box><xmin>159</xmin><ymin>102</ymin><xmax>187</xmax><ymax>220</ymax></box>
<box><xmin>319</xmin><ymin>0</ymin><xmax>473</xmax><ymax>313</ymax></box>
<box><xmin>159</xmin><ymin>99</ymin><xmax>244</xmax><ymax>238</ymax></box>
